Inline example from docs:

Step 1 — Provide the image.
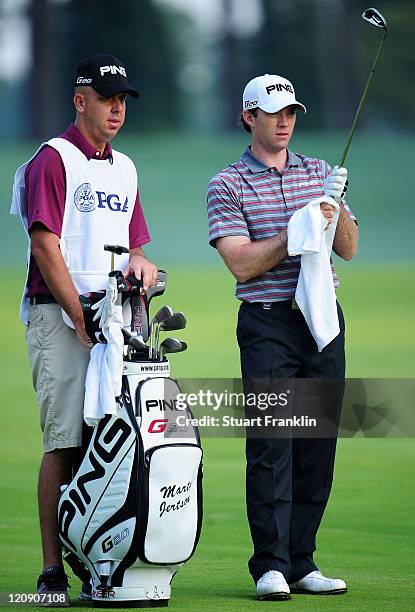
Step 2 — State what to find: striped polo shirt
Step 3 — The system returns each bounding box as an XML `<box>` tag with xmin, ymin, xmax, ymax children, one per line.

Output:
<box><xmin>207</xmin><ymin>146</ymin><xmax>356</xmax><ymax>302</ymax></box>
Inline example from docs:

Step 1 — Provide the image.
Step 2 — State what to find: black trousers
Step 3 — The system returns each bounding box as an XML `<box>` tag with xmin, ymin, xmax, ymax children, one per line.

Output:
<box><xmin>236</xmin><ymin>300</ymin><xmax>345</xmax><ymax>584</ymax></box>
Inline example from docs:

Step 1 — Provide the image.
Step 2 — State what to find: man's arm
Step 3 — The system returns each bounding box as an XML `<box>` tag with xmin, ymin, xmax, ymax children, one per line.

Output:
<box><xmin>215</xmin><ymin>202</ymin><xmax>342</xmax><ymax>282</ymax></box>
<box><xmin>333</xmin><ymin>203</ymin><xmax>358</xmax><ymax>261</ymax></box>
<box><xmin>30</xmin><ymin>224</ymin><xmax>93</xmax><ymax>348</ymax></box>
<box><xmin>127</xmin><ymin>191</ymin><xmax>156</xmax><ymax>293</ymax></box>
<box><xmin>216</xmin><ymin>232</ymin><xmax>288</xmax><ymax>283</ymax></box>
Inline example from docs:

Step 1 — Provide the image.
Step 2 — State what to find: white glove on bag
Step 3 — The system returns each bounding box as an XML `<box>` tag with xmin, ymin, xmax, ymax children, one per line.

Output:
<box><xmin>323</xmin><ymin>165</ymin><xmax>348</xmax><ymax>203</ymax></box>
<box><xmin>91</xmin><ymin>275</ymin><xmax>118</xmax><ymax>329</ymax></box>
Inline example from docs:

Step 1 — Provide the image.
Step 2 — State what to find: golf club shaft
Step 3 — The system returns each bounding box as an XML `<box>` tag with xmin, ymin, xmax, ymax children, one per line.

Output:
<box><xmin>149</xmin><ymin>321</ymin><xmax>154</xmax><ymax>358</ymax></box>
<box><xmin>154</xmin><ymin>325</ymin><xmax>160</xmax><ymax>359</ymax></box>
<box><xmin>154</xmin><ymin>326</ymin><xmax>160</xmax><ymax>359</ymax></box>
<box><xmin>339</xmin><ymin>30</ymin><xmax>387</xmax><ymax>167</ymax></box>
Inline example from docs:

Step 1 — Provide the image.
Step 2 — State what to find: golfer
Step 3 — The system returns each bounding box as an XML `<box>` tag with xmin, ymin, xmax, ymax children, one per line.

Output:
<box><xmin>207</xmin><ymin>74</ymin><xmax>358</xmax><ymax>600</ymax></box>
<box><xmin>11</xmin><ymin>53</ymin><xmax>157</xmax><ymax>601</ymax></box>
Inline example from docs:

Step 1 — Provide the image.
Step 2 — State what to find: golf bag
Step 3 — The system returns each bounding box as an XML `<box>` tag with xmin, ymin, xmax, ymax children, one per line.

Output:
<box><xmin>58</xmin><ymin>268</ymin><xmax>203</xmax><ymax>607</ymax></box>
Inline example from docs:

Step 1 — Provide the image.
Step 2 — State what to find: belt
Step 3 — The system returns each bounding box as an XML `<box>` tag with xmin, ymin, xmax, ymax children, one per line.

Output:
<box><xmin>244</xmin><ymin>298</ymin><xmax>300</xmax><ymax>310</ymax></box>
<box><xmin>29</xmin><ymin>295</ymin><xmax>57</xmax><ymax>305</ymax></box>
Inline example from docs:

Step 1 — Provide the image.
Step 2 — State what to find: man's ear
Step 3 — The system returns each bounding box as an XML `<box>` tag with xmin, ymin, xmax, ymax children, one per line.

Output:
<box><xmin>73</xmin><ymin>92</ymin><xmax>86</xmax><ymax>113</ymax></box>
<box><xmin>243</xmin><ymin>110</ymin><xmax>255</xmax><ymax>129</ymax></box>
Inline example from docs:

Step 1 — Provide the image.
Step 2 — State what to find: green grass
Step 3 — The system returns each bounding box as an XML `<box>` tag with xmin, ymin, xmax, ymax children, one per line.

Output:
<box><xmin>0</xmin><ymin>264</ymin><xmax>414</xmax><ymax>609</ymax></box>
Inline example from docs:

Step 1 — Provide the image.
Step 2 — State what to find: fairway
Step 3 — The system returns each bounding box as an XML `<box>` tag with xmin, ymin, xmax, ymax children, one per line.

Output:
<box><xmin>1</xmin><ymin>267</ymin><xmax>414</xmax><ymax>610</ymax></box>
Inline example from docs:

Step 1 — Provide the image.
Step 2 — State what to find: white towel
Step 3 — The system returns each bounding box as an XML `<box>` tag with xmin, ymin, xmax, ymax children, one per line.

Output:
<box><xmin>288</xmin><ymin>196</ymin><xmax>340</xmax><ymax>352</ymax></box>
<box><xmin>83</xmin><ymin>304</ymin><xmax>124</xmax><ymax>428</ymax></box>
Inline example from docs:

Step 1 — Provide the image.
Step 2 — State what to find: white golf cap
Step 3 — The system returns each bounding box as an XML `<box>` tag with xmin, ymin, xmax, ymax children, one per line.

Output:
<box><xmin>242</xmin><ymin>74</ymin><xmax>306</xmax><ymax>114</ymax></box>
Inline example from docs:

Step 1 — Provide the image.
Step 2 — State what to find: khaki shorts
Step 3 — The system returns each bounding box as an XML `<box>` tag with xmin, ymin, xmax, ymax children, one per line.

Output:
<box><xmin>25</xmin><ymin>303</ymin><xmax>91</xmax><ymax>452</ymax></box>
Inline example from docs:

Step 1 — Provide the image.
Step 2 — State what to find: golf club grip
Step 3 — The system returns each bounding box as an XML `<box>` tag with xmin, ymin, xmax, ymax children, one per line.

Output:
<box><xmin>104</xmin><ymin>244</ymin><xmax>130</xmax><ymax>255</ymax></box>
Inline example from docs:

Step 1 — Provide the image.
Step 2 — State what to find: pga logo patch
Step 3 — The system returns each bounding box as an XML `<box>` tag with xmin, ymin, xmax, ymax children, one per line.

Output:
<box><xmin>74</xmin><ymin>183</ymin><xmax>96</xmax><ymax>212</ymax></box>
<box><xmin>74</xmin><ymin>184</ymin><xmax>129</xmax><ymax>213</ymax></box>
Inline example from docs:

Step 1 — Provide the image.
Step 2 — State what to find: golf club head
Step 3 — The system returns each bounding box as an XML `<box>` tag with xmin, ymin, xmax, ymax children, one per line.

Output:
<box><xmin>159</xmin><ymin>337</ymin><xmax>187</xmax><ymax>360</ymax></box>
<box><xmin>362</xmin><ymin>7</ymin><xmax>388</xmax><ymax>31</ymax></box>
<box><xmin>129</xmin><ymin>335</ymin><xmax>146</xmax><ymax>351</ymax></box>
<box><xmin>159</xmin><ymin>312</ymin><xmax>187</xmax><ymax>332</ymax></box>
<box><xmin>151</xmin><ymin>305</ymin><xmax>174</xmax><ymax>326</ymax></box>
<box><xmin>149</xmin><ymin>305</ymin><xmax>174</xmax><ymax>359</ymax></box>
<box><xmin>146</xmin><ymin>270</ymin><xmax>167</xmax><ymax>305</ymax></box>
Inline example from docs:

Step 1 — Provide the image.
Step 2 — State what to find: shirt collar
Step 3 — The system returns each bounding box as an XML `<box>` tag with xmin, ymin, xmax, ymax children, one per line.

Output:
<box><xmin>241</xmin><ymin>146</ymin><xmax>301</xmax><ymax>173</ymax></box>
<box><xmin>63</xmin><ymin>123</ymin><xmax>113</xmax><ymax>161</ymax></box>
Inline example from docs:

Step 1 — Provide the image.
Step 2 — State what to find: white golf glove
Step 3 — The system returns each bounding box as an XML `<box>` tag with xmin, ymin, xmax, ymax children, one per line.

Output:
<box><xmin>91</xmin><ymin>275</ymin><xmax>118</xmax><ymax>329</ymax></box>
<box><xmin>323</xmin><ymin>165</ymin><xmax>348</xmax><ymax>204</ymax></box>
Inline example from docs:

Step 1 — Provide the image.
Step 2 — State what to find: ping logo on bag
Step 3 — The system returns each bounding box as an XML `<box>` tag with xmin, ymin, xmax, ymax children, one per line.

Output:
<box><xmin>145</xmin><ymin>398</ymin><xmax>180</xmax><ymax>412</ymax></box>
<box><xmin>148</xmin><ymin>419</ymin><xmax>168</xmax><ymax>433</ymax></box>
<box><xmin>59</xmin><ymin>419</ymin><xmax>132</xmax><ymax>550</ymax></box>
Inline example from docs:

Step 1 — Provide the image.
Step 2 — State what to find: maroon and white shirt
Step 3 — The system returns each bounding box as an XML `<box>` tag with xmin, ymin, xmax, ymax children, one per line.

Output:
<box><xmin>207</xmin><ymin>146</ymin><xmax>356</xmax><ymax>302</ymax></box>
<box><xmin>24</xmin><ymin>123</ymin><xmax>150</xmax><ymax>297</ymax></box>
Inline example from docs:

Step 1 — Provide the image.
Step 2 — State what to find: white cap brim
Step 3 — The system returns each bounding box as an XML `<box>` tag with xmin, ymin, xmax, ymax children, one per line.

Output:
<box><xmin>259</xmin><ymin>99</ymin><xmax>307</xmax><ymax>114</ymax></box>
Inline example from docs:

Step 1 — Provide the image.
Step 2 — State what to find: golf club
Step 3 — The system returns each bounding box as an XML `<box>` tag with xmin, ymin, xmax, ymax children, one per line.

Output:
<box><xmin>134</xmin><ymin>269</ymin><xmax>166</xmax><ymax>342</ymax></box>
<box><xmin>126</xmin><ymin>334</ymin><xmax>147</xmax><ymax>360</ymax></box>
<box><xmin>339</xmin><ymin>7</ymin><xmax>388</xmax><ymax>167</ymax></box>
<box><xmin>154</xmin><ymin>312</ymin><xmax>187</xmax><ymax>358</ymax></box>
<box><xmin>104</xmin><ymin>244</ymin><xmax>130</xmax><ymax>272</ymax></box>
<box><xmin>129</xmin><ymin>335</ymin><xmax>146</xmax><ymax>350</ymax></box>
<box><xmin>149</xmin><ymin>306</ymin><xmax>174</xmax><ymax>358</ymax></box>
<box><xmin>147</xmin><ymin>270</ymin><xmax>167</xmax><ymax>306</ymax></box>
<box><xmin>159</xmin><ymin>338</ymin><xmax>188</xmax><ymax>361</ymax></box>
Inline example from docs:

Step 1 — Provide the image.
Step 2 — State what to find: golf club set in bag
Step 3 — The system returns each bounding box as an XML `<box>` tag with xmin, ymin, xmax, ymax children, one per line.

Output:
<box><xmin>58</xmin><ymin>245</ymin><xmax>203</xmax><ymax>607</ymax></box>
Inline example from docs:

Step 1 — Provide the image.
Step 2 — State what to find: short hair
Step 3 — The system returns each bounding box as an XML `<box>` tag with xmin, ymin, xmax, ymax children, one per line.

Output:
<box><xmin>239</xmin><ymin>108</ymin><xmax>258</xmax><ymax>133</ymax></box>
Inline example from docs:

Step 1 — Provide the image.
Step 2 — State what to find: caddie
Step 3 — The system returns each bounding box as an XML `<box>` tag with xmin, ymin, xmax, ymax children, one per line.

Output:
<box><xmin>207</xmin><ymin>74</ymin><xmax>358</xmax><ymax>601</ymax></box>
<box><xmin>11</xmin><ymin>53</ymin><xmax>157</xmax><ymax>602</ymax></box>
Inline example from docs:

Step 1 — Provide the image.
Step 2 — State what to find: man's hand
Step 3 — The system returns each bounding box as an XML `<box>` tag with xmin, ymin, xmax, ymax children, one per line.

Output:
<box><xmin>74</xmin><ymin>318</ymin><xmax>94</xmax><ymax>349</ymax></box>
<box><xmin>125</xmin><ymin>250</ymin><xmax>157</xmax><ymax>294</ymax></box>
<box><xmin>324</xmin><ymin>165</ymin><xmax>348</xmax><ymax>204</ymax></box>
<box><xmin>320</xmin><ymin>202</ymin><xmax>336</xmax><ymax>230</ymax></box>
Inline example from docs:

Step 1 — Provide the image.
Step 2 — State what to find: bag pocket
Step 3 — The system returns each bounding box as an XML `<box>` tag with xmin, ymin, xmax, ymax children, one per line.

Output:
<box><xmin>140</xmin><ymin>443</ymin><xmax>203</xmax><ymax>565</ymax></box>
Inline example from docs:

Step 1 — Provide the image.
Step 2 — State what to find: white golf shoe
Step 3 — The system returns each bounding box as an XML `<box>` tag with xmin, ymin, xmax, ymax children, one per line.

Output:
<box><xmin>256</xmin><ymin>570</ymin><xmax>291</xmax><ymax>601</ymax></box>
<box><xmin>289</xmin><ymin>570</ymin><xmax>347</xmax><ymax>595</ymax></box>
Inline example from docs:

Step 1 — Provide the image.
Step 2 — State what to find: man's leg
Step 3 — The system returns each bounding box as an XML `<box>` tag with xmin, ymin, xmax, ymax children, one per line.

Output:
<box><xmin>289</xmin><ymin>302</ymin><xmax>345</xmax><ymax>582</ymax></box>
<box><xmin>38</xmin><ymin>449</ymin><xmax>78</xmax><ymax>569</ymax></box>
<box><xmin>26</xmin><ymin>303</ymin><xmax>90</xmax><ymax>575</ymax></box>
<box><xmin>237</xmin><ymin>301</ymin><xmax>302</xmax><ymax>583</ymax></box>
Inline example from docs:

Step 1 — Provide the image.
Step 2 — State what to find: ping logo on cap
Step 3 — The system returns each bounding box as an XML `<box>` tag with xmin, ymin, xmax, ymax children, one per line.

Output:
<box><xmin>100</xmin><ymin>65</ymin><xmax>127</xmax><ymax>77</ymax></box>
<box><xmin>266</xmin><ymin>83</ymin><xmax>294</xmax><ymax>95</ymax></box>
